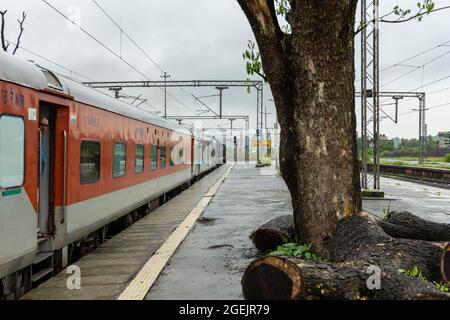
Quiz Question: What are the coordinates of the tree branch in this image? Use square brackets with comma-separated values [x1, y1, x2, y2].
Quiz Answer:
[381, 6, 450, 24]
[1, 10, 9, 52]
[12, 11, 26, 55]
[355, 5, 450, 36]
[236, 0, 286, 84]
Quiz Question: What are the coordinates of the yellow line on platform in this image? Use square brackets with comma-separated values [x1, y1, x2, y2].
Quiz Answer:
[117, 164, 234, 300]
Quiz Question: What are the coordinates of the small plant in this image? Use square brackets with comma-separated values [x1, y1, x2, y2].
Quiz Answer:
[381, 201, 392, 221]
[400, 267, 450, 292]
[269, 242, 323, 261]
[399, 266, 427, 281]
[433, 281, 450, 292]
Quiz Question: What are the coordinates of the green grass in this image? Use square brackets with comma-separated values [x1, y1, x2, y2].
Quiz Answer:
[380, 159, 450, 170]
[399, 266, 450, 292]
[445, 154, 450, 163]
[382, 156, 446, 163]
[434, 282, 450, 292]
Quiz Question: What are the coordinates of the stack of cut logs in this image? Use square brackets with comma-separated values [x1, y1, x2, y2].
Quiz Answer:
[243, 211, 450, 300]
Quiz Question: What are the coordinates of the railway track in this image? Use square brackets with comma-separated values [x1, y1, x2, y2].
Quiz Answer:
[368, 163, 450, 186]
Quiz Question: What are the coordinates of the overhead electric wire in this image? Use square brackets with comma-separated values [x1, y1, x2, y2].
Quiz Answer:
[356, 39, 450, 84]
[41, 0, 151, 81]
[380, 50, 450, 88]
[90, 0, 165, 73]
[41, 0, 206, 119]
[380, 40, 450, 73]
[90, 0, 223, 124]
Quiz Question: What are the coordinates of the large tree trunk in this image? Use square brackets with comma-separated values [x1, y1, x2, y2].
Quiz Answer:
[237, 0, 361, 257]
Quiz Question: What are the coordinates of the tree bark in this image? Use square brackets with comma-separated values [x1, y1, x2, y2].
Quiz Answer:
[379, 211, 450, 242]
[330, 214, 447, 282]
[250, 215, 296, 252]
[242, 256, 450, 300]
[442, 243, 450, 283]
[237, 0, 362, 257]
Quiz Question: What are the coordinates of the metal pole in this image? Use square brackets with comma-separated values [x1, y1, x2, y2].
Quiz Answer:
[373, 0, 380, 190]
[215, 86, 229, 119]
[256, 91, 260, 164]
[256, 85, 264, 164]
[423, 95, 427, 163]
[161, 72, 170, 118]
[245, 118, 250, 163]
[275, 115, 279, 172]
[220, 91, 222, 119]
[360, 0, 368, 190]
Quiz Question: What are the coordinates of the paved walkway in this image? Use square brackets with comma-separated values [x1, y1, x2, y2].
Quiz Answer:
[22, 165, 230, 300]
[146, 164, 292, 300]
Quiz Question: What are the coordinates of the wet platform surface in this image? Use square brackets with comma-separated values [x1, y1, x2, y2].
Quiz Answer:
[364, 177, 450, 223]
[146, 164, 450, 300]
[22, 165, 230, 300]
[146, 164, 292, 300]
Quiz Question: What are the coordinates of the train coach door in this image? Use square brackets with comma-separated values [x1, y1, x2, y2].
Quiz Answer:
[37, 105, 56, 237]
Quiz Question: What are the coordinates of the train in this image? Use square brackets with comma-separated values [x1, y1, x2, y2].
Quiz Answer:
[0, 51, 225, 299]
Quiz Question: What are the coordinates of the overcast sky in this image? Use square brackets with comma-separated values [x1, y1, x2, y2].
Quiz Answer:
[2, 0, 450, 139]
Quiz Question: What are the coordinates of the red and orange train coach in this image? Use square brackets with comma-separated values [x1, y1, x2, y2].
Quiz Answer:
[0, 51, 224, 299]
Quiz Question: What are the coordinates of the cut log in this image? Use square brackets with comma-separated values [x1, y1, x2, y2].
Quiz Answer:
[243, 213, 450, 300]
[241, 256, 450, 300]
[250, 215, 295, 252]
[380, 211, 450, 242]
[330, 214, 447, 282]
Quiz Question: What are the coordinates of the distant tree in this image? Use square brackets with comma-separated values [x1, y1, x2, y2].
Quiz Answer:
[0, 10, 26, 55]
[380, 140, 395, 153]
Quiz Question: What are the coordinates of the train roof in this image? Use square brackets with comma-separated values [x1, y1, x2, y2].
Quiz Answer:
[0, 51, 191, 136]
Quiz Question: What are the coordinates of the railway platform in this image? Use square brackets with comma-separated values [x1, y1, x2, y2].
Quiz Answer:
[145, 165, 450, 300]
[21, 163, 450, 300]
[22, 164, 232, 300]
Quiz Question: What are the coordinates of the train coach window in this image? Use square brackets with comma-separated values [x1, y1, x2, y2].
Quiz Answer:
[170, 147, 174, 167]
[150, 144, 158, 170]
[135, 144, 144, 174]
[0, 116, 24, 188]
[113, 143, 127, 178]
[160, 146, 167, 169]
[80, 141, 100, 184]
